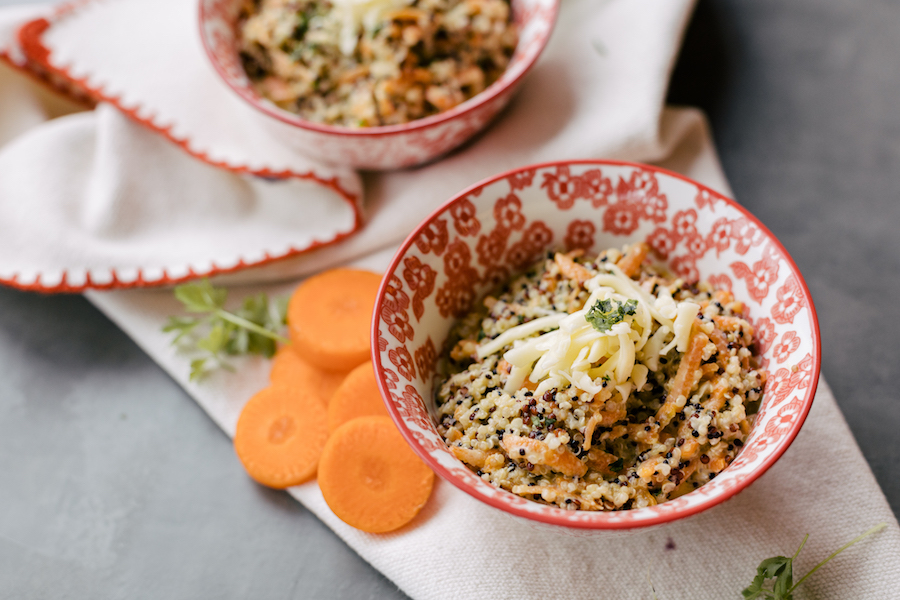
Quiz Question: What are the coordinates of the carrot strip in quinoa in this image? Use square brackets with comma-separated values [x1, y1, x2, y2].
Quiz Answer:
[502, 434, 587, 477]
[318, 416, 434, 533]
[713, 315, 751, 334]
[616, 242, 650, 278]
[554, 252, 592, 285]
[450, 446, 503, 469]
[703, 376, 732, 413]
[706, 323, 731, 358]
[700, 362, 720, 379]
[656, 327, 710, 426]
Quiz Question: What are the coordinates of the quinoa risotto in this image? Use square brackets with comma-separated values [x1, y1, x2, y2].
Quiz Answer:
[435, 243, 766, 511]
[238, 0, 518, 126]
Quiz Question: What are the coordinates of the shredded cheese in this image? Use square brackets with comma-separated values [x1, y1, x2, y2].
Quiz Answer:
[475, 258, 704, 400]
[331, 0, 414, 55]
[476, 313, 565, 359]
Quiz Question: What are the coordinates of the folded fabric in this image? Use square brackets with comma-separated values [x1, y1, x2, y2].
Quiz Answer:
[1, 0, 696, 291]
[86, 251, 900, 600]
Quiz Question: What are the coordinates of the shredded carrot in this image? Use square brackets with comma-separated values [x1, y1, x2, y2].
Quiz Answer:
[450, 446, 502, 469]
[234, 384, 329, 489]
[270, 346, 348, 407]
[501, 434, 586, 477]
[318, 416, 434, 533]
[554, 252, 592, 285]
[616, 242, 649, 278]
[656, 327, 710, 426]
[287, 268, 382, 371]
[327, 360, 390, 433]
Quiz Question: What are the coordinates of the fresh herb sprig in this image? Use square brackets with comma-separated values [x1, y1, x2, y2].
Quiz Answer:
[648, 523, 887, 598]
[163, 279, 290, 380]
[585, 298, 638, 333]
[742, 523, 887, 599]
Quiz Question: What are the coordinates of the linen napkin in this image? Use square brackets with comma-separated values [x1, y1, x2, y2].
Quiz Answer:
[0, 3, 362, 291]
[85, 250, 900, 600]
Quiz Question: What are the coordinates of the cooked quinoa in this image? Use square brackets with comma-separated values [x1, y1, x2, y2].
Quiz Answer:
[238, 0, 517, 126]
[435, 243, 766, 511]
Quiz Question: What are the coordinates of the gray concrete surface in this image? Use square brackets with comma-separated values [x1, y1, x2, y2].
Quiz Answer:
[2, 0, 900, 598]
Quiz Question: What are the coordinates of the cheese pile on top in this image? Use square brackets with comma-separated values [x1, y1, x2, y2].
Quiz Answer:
[476, 263, 701, 401]
[329, 0, 415, 55]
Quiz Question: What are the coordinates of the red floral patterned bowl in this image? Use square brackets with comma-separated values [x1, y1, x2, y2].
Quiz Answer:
[198, 0, 558, 170]
[372, 160, 821, 532]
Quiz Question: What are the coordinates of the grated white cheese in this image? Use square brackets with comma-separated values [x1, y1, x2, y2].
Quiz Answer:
[331, 0, 414, 55]
[478, 260, 708, 400]
[661, 301, 701, 355]
[477, 313, 566, 359]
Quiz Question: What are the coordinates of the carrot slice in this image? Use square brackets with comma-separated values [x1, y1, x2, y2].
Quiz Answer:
[270, 345, 349, 407]
[287, 268, 382, 372]
[327, 360, 389, 433]
[234, 384, 329, 489]
[318, 416, 434, 533]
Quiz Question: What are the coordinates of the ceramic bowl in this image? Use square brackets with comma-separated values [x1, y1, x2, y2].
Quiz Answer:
[371, 159, 821, 533]
[198, 0, 558, 170]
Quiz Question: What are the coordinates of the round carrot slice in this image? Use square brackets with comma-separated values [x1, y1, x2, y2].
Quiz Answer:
[287, 268, 381, 372]
[234, 384, 329, 489]
[318, 416, 434, 533]
[270, 345, 348, 407]
[327, 360, 389, 433]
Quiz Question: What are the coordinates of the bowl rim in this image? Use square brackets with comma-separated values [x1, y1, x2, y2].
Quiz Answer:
[371, 158, 822, 530]
[197, 0, 561, 138]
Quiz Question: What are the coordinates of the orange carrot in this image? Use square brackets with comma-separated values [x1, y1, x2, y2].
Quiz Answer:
[327, 360, 390, 433]
[656, 327, 710, 426]
[233, 384, 329, 489]
[287, 268, 382, 372]
[270, 345, 348, 407]
[617, 242, 649, 278]
[318, 416, 434, 533]
[554, 252, 592, 285]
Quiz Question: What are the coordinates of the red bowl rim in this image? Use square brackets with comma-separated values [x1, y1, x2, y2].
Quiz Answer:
[371, 158, 822, 530]
[198, 0, 560, 138]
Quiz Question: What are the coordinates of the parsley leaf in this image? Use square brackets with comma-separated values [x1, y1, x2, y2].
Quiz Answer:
[743, 556, 792, 599]
[741, 523, 886, 600]
[585, 298, 638, 333]
[164, 280, 289, 381]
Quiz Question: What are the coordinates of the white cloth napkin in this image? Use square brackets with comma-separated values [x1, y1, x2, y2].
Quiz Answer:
[0, 3, 361, 290]
[2, 1, 898, 598]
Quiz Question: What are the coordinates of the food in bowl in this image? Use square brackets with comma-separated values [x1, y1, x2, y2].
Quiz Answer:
[237, 0, 518, 127]
[435, 242, 766, 511]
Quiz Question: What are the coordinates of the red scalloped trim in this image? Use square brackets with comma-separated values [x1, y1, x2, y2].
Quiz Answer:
[0, 246, 345, 294]
[6, 5, 364, 294]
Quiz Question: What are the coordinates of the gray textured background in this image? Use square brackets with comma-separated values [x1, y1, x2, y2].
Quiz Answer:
[1, 0, 899, 598]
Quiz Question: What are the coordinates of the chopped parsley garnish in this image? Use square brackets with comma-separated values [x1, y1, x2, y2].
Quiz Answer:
[585, 298, 638, 333]
[163, 279, 289, 381]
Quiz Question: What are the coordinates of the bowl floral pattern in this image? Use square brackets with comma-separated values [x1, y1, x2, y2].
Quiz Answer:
[372, 160, 820, 531]
[199, 0, 559, 169]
